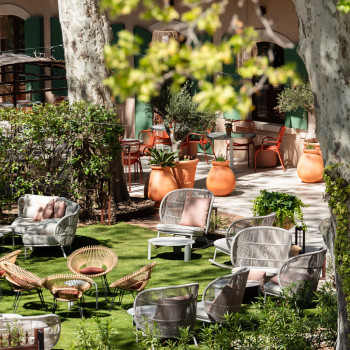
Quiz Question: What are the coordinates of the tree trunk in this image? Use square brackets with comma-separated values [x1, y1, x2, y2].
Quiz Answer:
[58, 0, 114, 107]
[293, 1, 350, 348]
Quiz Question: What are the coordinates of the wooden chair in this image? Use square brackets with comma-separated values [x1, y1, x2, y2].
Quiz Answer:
[0, 250, 21, 298]
[196, 268, 249, 323]
[41, 274, 94, 318]
[0, 261, 46, 313]
[109, 261, 157, 310]
[226, 120, 255, 166]
[255, 125, 287, 172]
[122, 140, 143, 191]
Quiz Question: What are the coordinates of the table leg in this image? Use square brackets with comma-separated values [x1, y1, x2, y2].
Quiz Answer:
[184, 244, 191, 262]
[229, 139, 234, 169]
[94, 281, 99, 309]
[148, 242, 152, 260]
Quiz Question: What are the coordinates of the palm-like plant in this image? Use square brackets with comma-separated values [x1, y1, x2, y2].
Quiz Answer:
[148, 148, 178, 167]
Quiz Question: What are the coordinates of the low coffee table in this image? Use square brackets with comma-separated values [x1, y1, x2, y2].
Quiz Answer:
[0, 225, 12, 251]
[148, 237, 195, 262]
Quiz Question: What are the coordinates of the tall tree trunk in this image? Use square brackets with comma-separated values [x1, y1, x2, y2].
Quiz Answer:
[293, 1, 350, 348]
[58, 0, 114, 107]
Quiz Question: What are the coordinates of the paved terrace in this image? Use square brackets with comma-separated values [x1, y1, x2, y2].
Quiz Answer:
[129, 154, 329, 252]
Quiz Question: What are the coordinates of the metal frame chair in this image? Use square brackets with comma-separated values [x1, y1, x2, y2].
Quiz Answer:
[209, 213, 276, 268]
[264, 247, 327, 301]
[0, 249, 21, 298]
[196, 267, 249, 323]
[122, 140, 143, 191]
[0, 261, 46, 313]
[138, 129, 155, 156]
[109, 261, 157, 311]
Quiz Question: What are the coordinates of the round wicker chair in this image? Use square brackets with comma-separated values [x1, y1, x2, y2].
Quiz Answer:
[0, 261, 46, 313]
[0, 249, 21, 298]
[109, 261, 157, 311]
[41, 274, 94, 318]
[67, 245, 118, 302]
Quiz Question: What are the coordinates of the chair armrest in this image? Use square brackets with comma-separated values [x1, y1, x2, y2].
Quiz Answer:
[18, 196, 25, 217]
[54, 212, 79, 246]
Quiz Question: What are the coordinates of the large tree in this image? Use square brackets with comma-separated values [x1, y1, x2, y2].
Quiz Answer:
[101, 0, 350, 347]
[58, 0, 129, 202]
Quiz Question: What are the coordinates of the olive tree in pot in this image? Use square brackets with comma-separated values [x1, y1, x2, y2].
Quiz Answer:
[148, 82, 217, 188]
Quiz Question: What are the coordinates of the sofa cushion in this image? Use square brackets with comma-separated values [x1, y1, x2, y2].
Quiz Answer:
[22, 234, 59, 246]
[42, 199, 55, 220]
[156, 224, 204, 235]
[154, 294, 192, 321]
[35, 219, 60, 236]
[33, 204, 46, 221]
[23, 195, 58, 218]
[248, 270, 267, 294]
[11, 217, 40, 235]
[54, 199, 66, 219]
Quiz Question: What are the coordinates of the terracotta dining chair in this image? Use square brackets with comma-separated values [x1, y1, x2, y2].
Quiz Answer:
[138, 129, 155, 156]
[122, 140, 143, 191]
[254, 125, 287, 172]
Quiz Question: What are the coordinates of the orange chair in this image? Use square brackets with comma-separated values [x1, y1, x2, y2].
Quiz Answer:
[122, 140, 143, 191]
[138, 129, 155, 156]
[226, 120, 255, 167]
[254, 125, 287, 172]
[182, 131, 216, 164]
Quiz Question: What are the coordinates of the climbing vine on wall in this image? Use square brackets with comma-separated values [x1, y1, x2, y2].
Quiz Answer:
[324, 164, 350, 320]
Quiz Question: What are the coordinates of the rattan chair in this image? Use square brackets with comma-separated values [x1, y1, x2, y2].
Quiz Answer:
[0, 249, 21, 298]
[264, 247, 327, 301]
[109, 262, 157, 311]
[0, 313, 61, 350]
[156, 189, 215, 243]
[41, 274, 94, 318]
[196, 267, 249, 323]
[133, 283, 199, 340]
[209, 213, 276, 268]
[67, 245, 118, 302]
[0, 261, 46, 313]
[232, 226, 292, 275]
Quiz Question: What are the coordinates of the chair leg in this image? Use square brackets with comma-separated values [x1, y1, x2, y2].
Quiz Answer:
[208, 139, 216, 160]
[109, 288, 118, 312]
[275, 150, 286, 172]
[52, 298, 58, 313]
[13, 291, 22, 313]
[37, 288, 47, 311]
[254, 150, 259, 172]
[61, 246, 67, 258]
[101, 275, 110, 299]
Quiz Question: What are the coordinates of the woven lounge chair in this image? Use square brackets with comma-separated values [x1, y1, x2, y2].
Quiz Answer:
[109, 261, 157, 311]
[264, 247, 327, 301]
[209, 213, 276, 267]
[156, 189, 215, 243]
[0, 249, 21, 298]
[41, 274, 94, 318]
[133, 283, 199, 341]
[67, 245, 118, 302]
[196, 267, 249, 323]
[0, 261, 46, 313]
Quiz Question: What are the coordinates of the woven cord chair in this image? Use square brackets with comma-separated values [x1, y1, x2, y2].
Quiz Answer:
[264, 247, 327, 301]
[41, 274, 94, 318]
[0, 250, 21, 298]
[67, 245, 118, 306]
[156, 189, 215, 245]
[0, 261, 46, 313]
[133, 283, 199, 343]
[196, 267, 249, 323]
[109, 262, 157, 311]
[209, 213, 276, 268]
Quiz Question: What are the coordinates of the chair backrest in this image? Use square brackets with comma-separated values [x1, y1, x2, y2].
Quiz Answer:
[134, 283, 199, 338]
[227, 212, 276, 252]
[276, 125, 287, 147]
[0, 250, 21, 265]
[278, 247, 327, 296]
[233, 120, 254, 133]
[0, 314, 61, 350]
[232, 226, 291, 270]
[138, 129, 155, 147]
[202, 267, 249, 322]
[159, 189, 215, 234]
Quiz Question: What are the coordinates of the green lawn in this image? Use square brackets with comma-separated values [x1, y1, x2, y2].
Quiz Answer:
[0, 223, 250, 349]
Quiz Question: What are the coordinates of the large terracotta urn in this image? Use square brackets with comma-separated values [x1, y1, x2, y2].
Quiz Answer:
[172, 158, 199, 188]
[206, 160, 236, 196]
[148, 166, 178, 206]
[297, 148, 324, 183]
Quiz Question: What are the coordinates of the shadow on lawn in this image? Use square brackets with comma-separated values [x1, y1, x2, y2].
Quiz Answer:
[151, 251, 202, 261]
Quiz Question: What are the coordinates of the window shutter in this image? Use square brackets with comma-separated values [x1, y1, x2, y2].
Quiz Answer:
[24, 16, 44, 102]
[50, 17, 67, 97]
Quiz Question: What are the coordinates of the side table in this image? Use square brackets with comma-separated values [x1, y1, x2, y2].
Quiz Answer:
[0, 225, 12, 251]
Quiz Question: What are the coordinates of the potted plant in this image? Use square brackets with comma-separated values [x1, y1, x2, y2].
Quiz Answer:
[252, 190, 308, 230]
[147, 148, 178, 206]
[206, 153, 236, 196]
[148, 82, 217, 188]
[224, 120, 233, 136]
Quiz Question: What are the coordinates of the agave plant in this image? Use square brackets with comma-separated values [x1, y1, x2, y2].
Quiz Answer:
[148, 148, 179, 167]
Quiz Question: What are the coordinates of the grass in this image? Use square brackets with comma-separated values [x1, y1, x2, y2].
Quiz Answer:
[0, 222, 247, 349]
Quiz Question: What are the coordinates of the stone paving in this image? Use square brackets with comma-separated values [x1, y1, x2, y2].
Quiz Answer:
[129, 154, 329, 252]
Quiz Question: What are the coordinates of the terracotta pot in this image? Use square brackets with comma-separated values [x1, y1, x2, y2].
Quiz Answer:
[147, 166, 178, 206]
[172, 158, 199, 188]
[297, 149, 324, 183]
[225, 126, 232, 137]
[206, 160, 236, 196]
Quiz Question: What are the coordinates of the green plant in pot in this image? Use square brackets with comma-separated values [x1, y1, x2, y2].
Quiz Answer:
[252, 190, 308, 230]
[148, 148, 178, 167]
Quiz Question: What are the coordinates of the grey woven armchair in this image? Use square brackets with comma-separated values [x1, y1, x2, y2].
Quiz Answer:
[196, 267, 249, 323]
[156, 189, 215, 242]
[232, 226, 292, 275]
[264, 247, 327, 301]
[133, 283, 199, 340]
[209, 212, 276, 267]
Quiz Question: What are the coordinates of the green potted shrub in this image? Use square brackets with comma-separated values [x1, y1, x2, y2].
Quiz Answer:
[252, 190, 308, 230]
